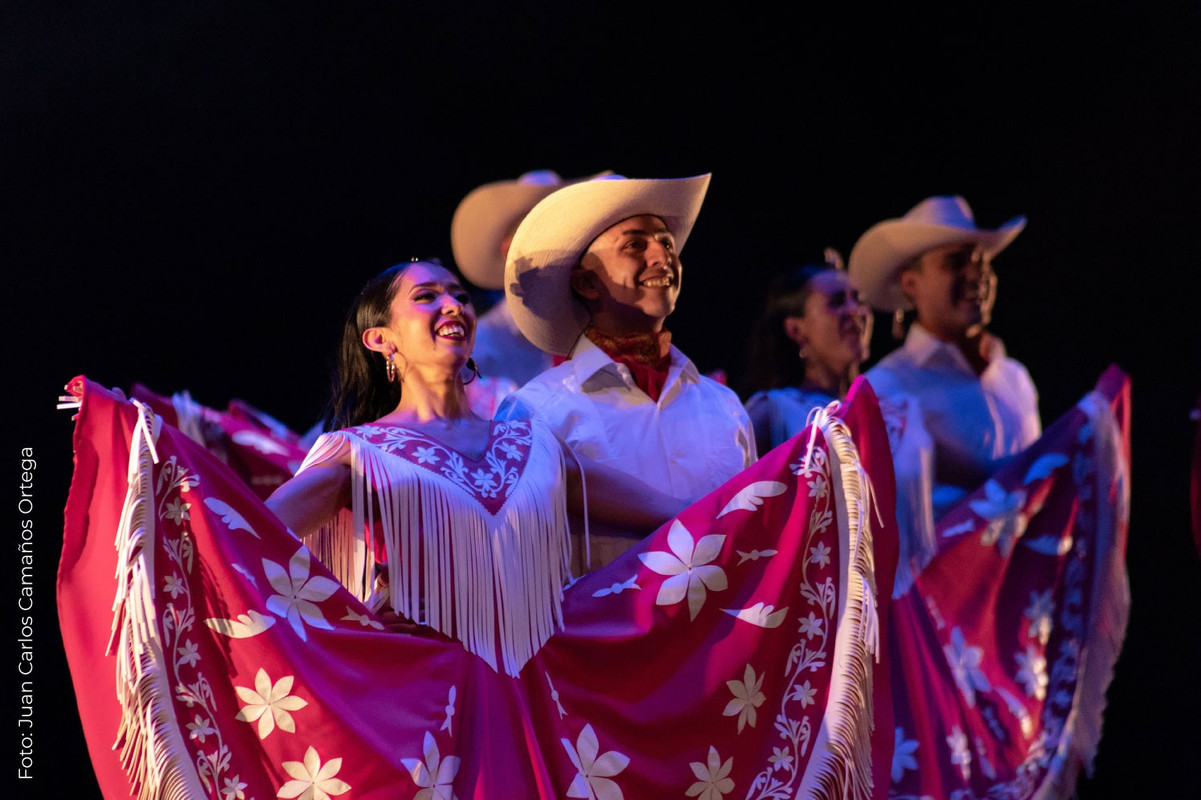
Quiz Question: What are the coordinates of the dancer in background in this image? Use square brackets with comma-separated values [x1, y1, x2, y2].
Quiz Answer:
[498, 173, 756, 570]
[450, 170, 609, 417]
[847, 196, 1129, 799]
[741, 248, 873, 456]
[850, 195, 1038, 518]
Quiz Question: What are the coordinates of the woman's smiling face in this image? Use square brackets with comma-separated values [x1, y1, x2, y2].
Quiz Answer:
[378, 261, 476, 375]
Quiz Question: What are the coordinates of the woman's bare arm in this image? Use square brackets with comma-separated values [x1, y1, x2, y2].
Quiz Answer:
[265, 461, 352, 538]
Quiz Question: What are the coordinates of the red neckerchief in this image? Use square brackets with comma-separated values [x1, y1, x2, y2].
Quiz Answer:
[584, 325, 673, 401]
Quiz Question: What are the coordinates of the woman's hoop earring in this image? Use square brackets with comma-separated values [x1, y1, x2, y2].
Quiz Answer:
[892, 309, 906, 340]
[463, 357, 481, 385]
[385, 353, 397, 383]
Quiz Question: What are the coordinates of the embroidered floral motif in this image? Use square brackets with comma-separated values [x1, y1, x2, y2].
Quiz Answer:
[892, 727, 919, 783]
[686, 746, 735, 799]
[723, 664, 766, 732]
[1023, 589, 1054, 644]
[946, 726, 972, 782]
[562, 724, 629, 800]
[640, 521, 728, 620]
[944, 627, 991, 707]
[235, 668, 309, 739]
[746, 435, 837, 799]
[1014, 644, 1048, 700]
[401, 731, 460, 800]
[277, 746, 351, 800]
[154, 456, 240, 795]
[352, 421, 533, 512]
[264, 548, 340, 640]
[808, 542, 831, 568]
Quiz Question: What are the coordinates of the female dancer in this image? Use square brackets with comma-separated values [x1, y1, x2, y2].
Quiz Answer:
[266, 259, 683, 659]
[741, 251, 873, 457]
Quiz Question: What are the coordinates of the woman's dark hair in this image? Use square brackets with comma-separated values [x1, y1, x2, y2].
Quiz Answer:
[322, 261, 418, 430]
[739, 260, 838, 399]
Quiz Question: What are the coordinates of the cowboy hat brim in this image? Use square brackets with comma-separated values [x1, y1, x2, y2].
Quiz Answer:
[504, 174, 711, 356]
[451, 178, 569, 290]
[848, 215, 1026, 312]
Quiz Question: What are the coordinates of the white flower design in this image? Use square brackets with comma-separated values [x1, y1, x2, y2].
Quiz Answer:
[186, 713, 216, 743]
[792, 680, 817, 708]
[1024, 589, 1055, 644]
[946, 726, 971, 781]
[1014, 644, 1048, 700]
[177, 639, 200, 667]
[685, 746, 734, 799]
[234, 668, 308, 739]
[401, 731, 460, 800]
[892, 727, 919, 783]
[767, 746, 792, 772]
[561, 723, 628, 800]
[969, 480, 1028, 555]
[413, 446, 440, 465]
[221, 774, 248, 800]
[808, 542, 831, 568]
[165, 497, 191, 524]
[797, 611, 823, 639]
[469, 468, 498, 493]
[277, 746, 350, 800]
[723, 664, 765, 732]
[943, 627, 991, 706]
[498, 442, 522, 461]
[264, 548, 340, 640]
[639, 520, 727, 620]
[163, 573, 187, 598]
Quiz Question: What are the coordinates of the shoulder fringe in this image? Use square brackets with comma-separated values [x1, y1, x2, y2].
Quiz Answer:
[800, 403, 880, 800]
[303, 426, 572, 677]
[108, 399, 209, 800]
[1032, 391, 1131, 800]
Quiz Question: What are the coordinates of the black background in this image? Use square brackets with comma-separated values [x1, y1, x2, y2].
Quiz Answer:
[5, 3, 1199, 797]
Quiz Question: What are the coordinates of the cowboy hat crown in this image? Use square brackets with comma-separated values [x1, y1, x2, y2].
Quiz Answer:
[848, 195, 1026, 313]
[503, 173, 711, 356]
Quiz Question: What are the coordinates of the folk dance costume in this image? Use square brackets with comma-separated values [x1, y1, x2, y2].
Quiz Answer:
[58, 374, 891, 800]
[741, 366, 1131, 799]
[498, 331, 756, 572]
[746, 386, 933, 599]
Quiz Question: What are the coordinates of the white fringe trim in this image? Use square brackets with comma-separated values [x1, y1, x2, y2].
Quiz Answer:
[1032, 391, 1131, 799]
[800, 403, 879, 800]
[300, 425, 573, 677]
[169, 390, 206, 445]
[106, 398, 209, 800]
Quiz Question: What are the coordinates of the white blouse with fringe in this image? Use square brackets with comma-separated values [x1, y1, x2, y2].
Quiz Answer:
[296, 417, 572, 677]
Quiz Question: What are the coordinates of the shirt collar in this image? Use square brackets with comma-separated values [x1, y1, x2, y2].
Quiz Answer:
[903, 322, 1007, 376]
[568, 336, 698, 390]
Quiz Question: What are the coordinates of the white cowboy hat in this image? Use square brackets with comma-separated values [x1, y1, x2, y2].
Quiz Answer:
[847, 195, 1026, 312]
[450, 170, 611, 290]
[504, 173, 711, 356]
